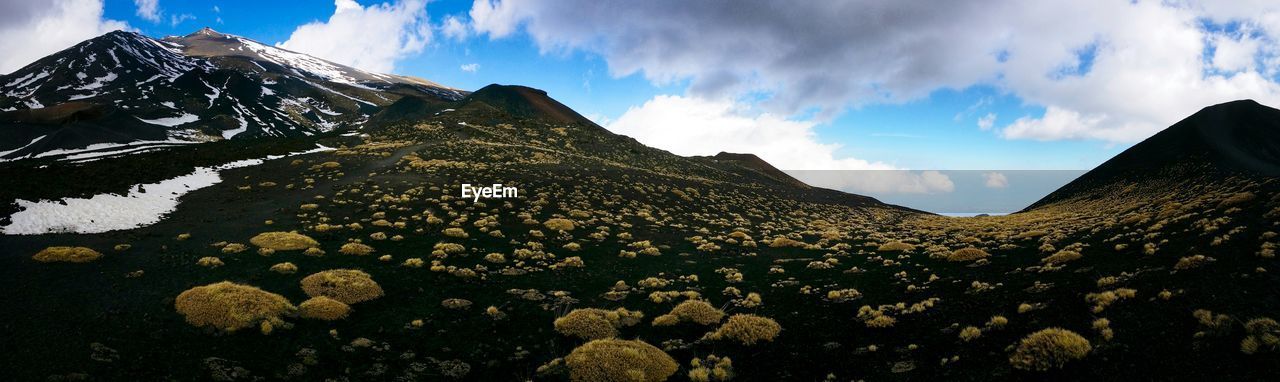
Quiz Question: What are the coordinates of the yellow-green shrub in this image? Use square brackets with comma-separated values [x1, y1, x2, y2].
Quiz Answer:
[1041, 250, 1082, 265]
[250, 232, 319, 250]
[299, 296, 351, 321]
[554, 308, 644, 340]
[300, 269, 384, 304]
[339, 243, 375, 256]
[33, 246, 102, 263]
[564, 339, 677, 382]
[652, 300, 724, 326]
[948, 247, 990, 262]
[1241, 317, 1279, 355]
[269, 262, 298, 274]
[544, 218, 576, 231]
[1008, 328, 1091, 371]
[877, 241, 916, 252]
[197, 257, 224, 268]
[687, 354, 733, 382]
[704, 314, 781, 345]
[174, 281, 294, 332]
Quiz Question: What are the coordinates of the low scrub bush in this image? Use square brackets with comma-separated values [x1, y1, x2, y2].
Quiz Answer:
[947, 247, 990, 262]
[300, 269, 384, 304]
[704, 314, 781, 345]
[174, 282, 294, 333]
[652, 300, 724, 326]
[1008, 328, 1091, 371]
[554, 308, 644, 340]
[564, 339, 677, 382]
[299, 296, 351, 321]
[33, 246, 102, 263]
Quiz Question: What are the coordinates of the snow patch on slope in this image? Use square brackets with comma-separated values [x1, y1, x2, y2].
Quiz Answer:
[138, 112, 199, 126]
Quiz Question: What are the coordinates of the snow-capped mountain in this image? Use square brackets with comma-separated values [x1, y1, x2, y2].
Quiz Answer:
[0, 27, 464, 162]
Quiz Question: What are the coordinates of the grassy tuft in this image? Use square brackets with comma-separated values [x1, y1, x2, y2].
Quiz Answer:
[174, 281, 295, 333]
[300, 269, 384, 304]
[554, 308, 644, 340]
[298, 296, 351, 321]
[652, 300, 725, 326]
[250, 232, 320, 251]
[564, 339, 677, 382]
[947, 247, 990, 262]
[704, 314, 781, 345]
[33, 246, 102, 263]
[1008, 328, 1091, 371]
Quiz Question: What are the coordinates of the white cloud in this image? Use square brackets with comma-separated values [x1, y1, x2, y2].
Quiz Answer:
[440, 15, 468, 40]
[1001, 106, 1118, 141]
[977, 113, 996, 130]
[469, 0, 521, 38]
[1212, 33, 1260, 73]
[277, 0, 432, 73]
[0, 0, 129, 74]
[170, 13, 194, 27]
[460, 63, 479, 72]
[134, 0, 160, 22]
[605, 95, 953, 194]
[467, 0, 1280, 143]
[984, 172, 1009, 188]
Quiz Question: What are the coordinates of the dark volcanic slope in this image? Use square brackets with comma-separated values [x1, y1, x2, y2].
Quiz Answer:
[1028, 99, 1280, 209]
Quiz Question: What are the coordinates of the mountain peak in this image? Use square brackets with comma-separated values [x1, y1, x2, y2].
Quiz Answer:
[460, 84, 591, 124]
[190, 27, 225, 38]
[708, 152, 809, 188]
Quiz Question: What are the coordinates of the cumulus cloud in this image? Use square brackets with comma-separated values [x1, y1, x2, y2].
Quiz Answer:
[134, 0, 160, 22]
[460, 63, 479, 72]
[468, 0, 1280, 143]
[1211, 33, 1261, 73]
[0, 0, 129, 74]
[1001, 106, 1111, 141]
[606, 95, 953, 194]
[440, 15, 468, 40]
[977, 113, 997, 131]
[984, 172, 1009, 188]
[278, 0, 432, 73]
[170, 13, 195, 27]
